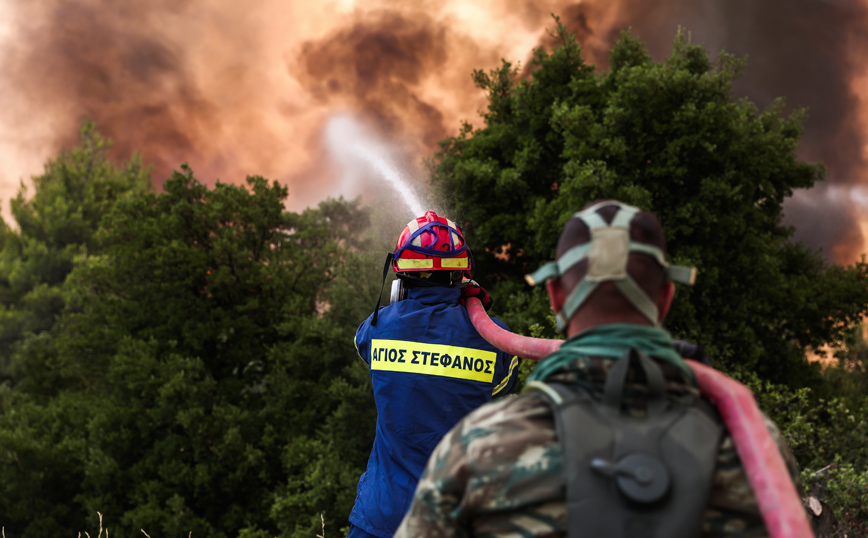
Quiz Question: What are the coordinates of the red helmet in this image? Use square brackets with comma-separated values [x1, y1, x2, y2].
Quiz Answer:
[392, 211, 471, 273]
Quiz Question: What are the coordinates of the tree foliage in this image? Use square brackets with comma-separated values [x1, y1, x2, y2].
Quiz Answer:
[430, 22, 868, 386]
[732, 355, 868, 536]
[0, 129, 379, 537]
[0, 121, 151, 383]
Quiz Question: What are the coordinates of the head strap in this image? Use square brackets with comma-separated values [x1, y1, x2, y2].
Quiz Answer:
[525, 202, 696, 331]
[393, 220, 468, 260]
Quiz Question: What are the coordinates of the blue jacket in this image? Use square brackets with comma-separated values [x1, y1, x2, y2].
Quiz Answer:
[349, 285, 519, 537]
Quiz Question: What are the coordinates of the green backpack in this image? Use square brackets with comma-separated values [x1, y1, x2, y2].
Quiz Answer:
[528, 347, 724, 538]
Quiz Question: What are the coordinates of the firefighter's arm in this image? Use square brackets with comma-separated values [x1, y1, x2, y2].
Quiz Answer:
[492, 354, 520, 398]
[394, 424, 471, 538]
[354, 319, 372, 365]
[489, 316, 520, 398]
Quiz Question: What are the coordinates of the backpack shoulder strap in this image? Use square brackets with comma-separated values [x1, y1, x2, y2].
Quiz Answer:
[527, 378, 614, 538]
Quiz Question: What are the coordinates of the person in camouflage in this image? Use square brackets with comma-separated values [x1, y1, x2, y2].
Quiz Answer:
[394, 201, 799, 538]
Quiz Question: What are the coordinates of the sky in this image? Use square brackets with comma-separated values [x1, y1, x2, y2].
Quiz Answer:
[0, 0, 866, 263]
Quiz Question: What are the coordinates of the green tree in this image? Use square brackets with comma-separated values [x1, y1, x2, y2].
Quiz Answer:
[0, 120, 151, 386]
[430, 22, 868, 386]
[0, 387, 90, 536]
[0, 166, 380, 537]
[0, 121, 151, 535]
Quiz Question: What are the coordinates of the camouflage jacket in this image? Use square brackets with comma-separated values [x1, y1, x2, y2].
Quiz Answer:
[394, 355, 799, 538]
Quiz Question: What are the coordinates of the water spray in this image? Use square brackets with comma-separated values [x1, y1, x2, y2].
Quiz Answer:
[324, 114, 425, 217]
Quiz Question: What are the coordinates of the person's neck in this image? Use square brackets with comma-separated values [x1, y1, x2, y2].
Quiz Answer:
[565, 310, 654, 338]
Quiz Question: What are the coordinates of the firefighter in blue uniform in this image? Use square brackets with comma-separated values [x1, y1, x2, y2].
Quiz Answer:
[347, 211, 519, 538]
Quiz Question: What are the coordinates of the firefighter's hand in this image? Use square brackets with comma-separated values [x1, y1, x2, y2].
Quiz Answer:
[460, 280, 492, 312]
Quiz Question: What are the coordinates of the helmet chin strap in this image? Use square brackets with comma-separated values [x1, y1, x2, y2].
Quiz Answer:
[526, 202, 697, 332]
[371, 253, 394, 327]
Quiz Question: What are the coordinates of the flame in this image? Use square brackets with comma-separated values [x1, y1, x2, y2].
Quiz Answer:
[0, 0, 866, 262]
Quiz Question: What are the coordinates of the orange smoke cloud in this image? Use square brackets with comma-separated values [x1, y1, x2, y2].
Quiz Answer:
[0, 0, 866, 261]
[0, 0, 328, 202]
[0, 0, 540, 213]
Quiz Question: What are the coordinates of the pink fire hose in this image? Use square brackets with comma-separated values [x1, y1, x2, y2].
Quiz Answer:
[465, 297, 813, 538]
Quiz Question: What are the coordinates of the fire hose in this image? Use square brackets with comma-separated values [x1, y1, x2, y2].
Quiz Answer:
[464, 296, 813, 538]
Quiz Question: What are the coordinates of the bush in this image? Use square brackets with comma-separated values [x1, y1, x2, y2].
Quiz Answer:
[730, 360, 868, 536]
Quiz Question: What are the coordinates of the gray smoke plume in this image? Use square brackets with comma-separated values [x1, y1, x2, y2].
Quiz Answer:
[552, 0, 868, 262]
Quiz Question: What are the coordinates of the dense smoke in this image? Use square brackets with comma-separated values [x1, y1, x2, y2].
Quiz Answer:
[295, 11, 451, 149]
[0, 0, 865, 261]
[5, 2, 230, 182]
[285, 6, 500, 210]
[550, 0, 868, 261]
[0, 0, 321, 198]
